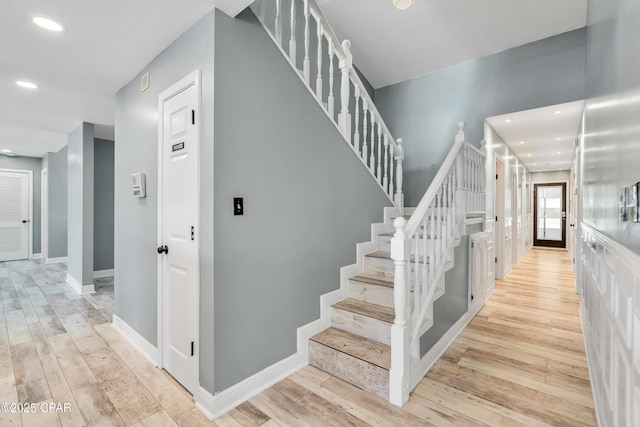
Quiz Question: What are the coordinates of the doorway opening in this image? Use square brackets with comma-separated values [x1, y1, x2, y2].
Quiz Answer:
[533, 182, 567, 248]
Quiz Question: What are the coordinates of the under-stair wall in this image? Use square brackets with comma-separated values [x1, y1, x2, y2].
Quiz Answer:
[213, 8, 392, 393]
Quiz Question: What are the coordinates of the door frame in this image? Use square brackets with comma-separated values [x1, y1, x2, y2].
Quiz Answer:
[511, 167, 519, 263]
[494, 155, 506, 279]
[156, 70, 202, 391]
[532, 181, 568, 248]
[41, 168, 48, 260]
[0, 168, 33, 260]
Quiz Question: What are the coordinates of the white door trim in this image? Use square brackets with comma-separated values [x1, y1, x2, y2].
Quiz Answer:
[41, 168, 48, 260]
[0, 168, 33, 260]
[494, 155, 506, 279]
[157, 69, 202, 393]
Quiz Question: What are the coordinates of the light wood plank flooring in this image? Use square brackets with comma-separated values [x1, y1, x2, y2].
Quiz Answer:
[0, 248, 596, 426]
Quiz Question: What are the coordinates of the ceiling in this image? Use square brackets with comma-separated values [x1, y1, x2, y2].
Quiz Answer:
[315, 0, 588, 89]
[1, 0, 587, 159]
[486, 100, 585, 173]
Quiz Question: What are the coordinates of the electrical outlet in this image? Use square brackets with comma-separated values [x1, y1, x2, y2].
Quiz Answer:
[234, 197, 243, 215]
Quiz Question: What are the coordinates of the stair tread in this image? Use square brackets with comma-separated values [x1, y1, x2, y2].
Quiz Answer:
[332, 298, 395, 323]
[366, 250, 392, 259]
[350, 272, 394, 287]
[310, 327, 390, 370]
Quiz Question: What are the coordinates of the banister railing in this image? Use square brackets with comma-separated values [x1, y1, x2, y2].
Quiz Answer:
[251, 0, 404, 208]
[389, 122, 486, 406]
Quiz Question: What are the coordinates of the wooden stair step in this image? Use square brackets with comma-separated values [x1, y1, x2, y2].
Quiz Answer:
[350, 272, 394, 288]
[332, 298, 394, 324]
[310, 328, 390, 370]
[366, 251, 429, 264]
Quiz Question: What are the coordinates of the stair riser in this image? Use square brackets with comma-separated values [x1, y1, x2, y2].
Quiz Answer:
[330, 307, 391, 345]
[308, 341, 389, 400]
[377, 237, 440, 253]
[364, 256, 428, 276]
[348, 281, 394, 308]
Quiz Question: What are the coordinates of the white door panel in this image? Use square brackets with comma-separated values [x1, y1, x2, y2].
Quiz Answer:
[0, 171, 29, 261]
[160, 78, 199, 394]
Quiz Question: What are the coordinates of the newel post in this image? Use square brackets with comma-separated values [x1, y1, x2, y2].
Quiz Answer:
[394, 138, 405, 215]
[454, 122, 466, 230]
[338, 40, 353, 139]
[389, 217, 410, 406]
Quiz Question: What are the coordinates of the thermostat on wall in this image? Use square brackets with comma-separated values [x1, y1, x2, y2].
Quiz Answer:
[132, 172, 146, 198]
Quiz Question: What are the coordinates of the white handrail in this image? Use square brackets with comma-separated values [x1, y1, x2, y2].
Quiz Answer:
[251, 0, 403, 208]
[389, 122, 486, 406]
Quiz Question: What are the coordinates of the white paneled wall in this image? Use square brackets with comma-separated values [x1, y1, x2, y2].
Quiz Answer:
[580, 224, 640, 427]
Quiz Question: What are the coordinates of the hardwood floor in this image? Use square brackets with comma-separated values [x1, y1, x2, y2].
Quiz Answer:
[0, 248, 596, 426]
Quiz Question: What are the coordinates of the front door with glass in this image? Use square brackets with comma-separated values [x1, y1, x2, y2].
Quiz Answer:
[533, 183, 566, 248]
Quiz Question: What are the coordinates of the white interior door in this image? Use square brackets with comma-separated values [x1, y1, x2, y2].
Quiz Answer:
[159, 74, 199, 394]
[41, 169, 48, 260]
[0, 171, 30, 261]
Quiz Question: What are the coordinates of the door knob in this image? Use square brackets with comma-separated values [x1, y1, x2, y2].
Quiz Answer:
[22, 220, 28, 223]
[157, 245, 169, 254]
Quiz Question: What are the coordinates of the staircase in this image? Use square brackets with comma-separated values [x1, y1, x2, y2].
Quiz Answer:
[248, 0, 487, 406]
[308, 123, 486, 403]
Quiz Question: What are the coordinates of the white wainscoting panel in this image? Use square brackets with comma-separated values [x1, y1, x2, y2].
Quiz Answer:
[579, 223, 640, 427]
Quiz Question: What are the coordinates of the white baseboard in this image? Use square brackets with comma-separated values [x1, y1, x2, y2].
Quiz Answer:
[46, 256, 68, 264]
[31, 253, 42, 259]
[197, 351, 307, 420]
[94, 269, 114, 279]
[410, 306, 479, 391]
[111, 315, 158, 366]
[66, 274, 95, 295]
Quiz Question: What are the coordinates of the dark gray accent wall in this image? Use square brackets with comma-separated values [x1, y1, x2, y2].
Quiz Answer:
[583, 0, 640, 255]
[375, 29, 586, 205]
[0, 155, 42, 254]
[213, 9, 391, 392]
[68, 123, 94, 285]
[94, 139, 114, 271]
[114, 9, 215, 385]
[46, 147, 68, 258]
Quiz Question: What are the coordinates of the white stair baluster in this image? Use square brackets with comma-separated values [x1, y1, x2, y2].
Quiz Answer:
[377, 122, 383, 183]
[289, 0, 297, 65]
[383, 134, 389, 192]
[429, 202, 435, 281]
[369, 112, 376, 171]
[275, 0, 282, 44]
[327, 39, 335, 118]
[303, 0, 310, 83]
[258, 0, 265, 22]
[338, 40, 352, 138]
[316, 21, 323, 100]
[389, 144, 395, 197]
[394, 138, 404, 212]
[353, 86, 361, 153]
[362, 100, 369, 162]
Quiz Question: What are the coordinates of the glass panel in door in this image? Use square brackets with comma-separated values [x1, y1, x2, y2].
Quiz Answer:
[537, 185, 562, 241]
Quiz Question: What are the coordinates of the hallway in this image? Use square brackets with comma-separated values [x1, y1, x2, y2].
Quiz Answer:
[0, 249, 596, 426]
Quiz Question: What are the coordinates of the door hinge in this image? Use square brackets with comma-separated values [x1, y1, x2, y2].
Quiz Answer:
[471, 295, 475, 301]
[192, 110, 195, 125]
[496, 174, 498, 180]
[495, 216, 498, 222]
[471, 242, 475, 248]
[495, 257, 498, 263]
[191, 341, 194, 357]
[191, 226, 195, 241]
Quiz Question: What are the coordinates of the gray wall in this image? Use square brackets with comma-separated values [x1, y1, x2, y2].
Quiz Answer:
[213, 9, 391, 392]
[0, 155, 42, 254]
[94, 139, 114, 271]
[114, 8, 215, 386]
[375, 29, 586, 205]
[67, 123, 94, 285]
[582, 0, 640, 254]
[45, 147, 68, 258]
[420, 223, 482, 354]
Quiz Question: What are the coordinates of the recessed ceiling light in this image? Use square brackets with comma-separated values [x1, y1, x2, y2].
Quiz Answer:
[555, 137, 562, 141]
[506, 119, 512, 123]
[527, 154, 532, 157]
[0, 149, 11, 153]
[520, 141, 525, 144]
[16, 81, 38, 89]
[557, 151, 561, 154]
[554, 111, 561, 115]
[533, 163, 537, 166]
[32, 16, 64, 32]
